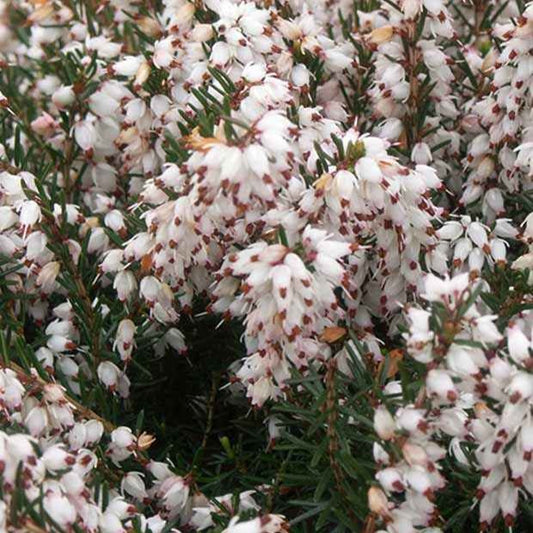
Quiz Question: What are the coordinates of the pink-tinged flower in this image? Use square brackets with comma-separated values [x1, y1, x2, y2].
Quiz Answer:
[36, 261, 60, 293]
[30, 112, 58, 137]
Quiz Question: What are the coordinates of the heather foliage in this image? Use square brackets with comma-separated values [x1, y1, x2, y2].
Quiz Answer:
[0, 0, 532, 531]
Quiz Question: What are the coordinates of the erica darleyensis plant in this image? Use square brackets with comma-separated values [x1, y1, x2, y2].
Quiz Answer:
[0, 0, 531, 531]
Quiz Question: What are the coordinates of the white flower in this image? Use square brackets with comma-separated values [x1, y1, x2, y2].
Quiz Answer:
[42, 445, 74, 472]
[411, 142, 432, 164]
[97, 361, 121, 391]
[113, 270, 137, 301]
[507, 324, 531, 364]
[507, 372, 533, 403]
[52, 85, 75, 109]
[121, 472, 148, 500]
[355, 156, 382, 182]
[114, 319, 136, 361]
[426, 369, 457, 402]
[158, 475, 190, 515]
[24, 405, 48, 436]
[43, 492, 77, 527]
[36, 261, 61, 293]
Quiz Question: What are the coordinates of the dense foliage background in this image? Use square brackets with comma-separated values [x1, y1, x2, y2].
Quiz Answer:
[0, 0, 532, 532]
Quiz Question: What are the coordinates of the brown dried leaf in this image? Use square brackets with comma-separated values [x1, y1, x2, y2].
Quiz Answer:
[313, 173, 332, 190]
[320, 326, 347, 343]
[140, 253, 154, 274]
[184, 127, 224, 152]
[138, 432, 156, 451]
[378, 348, 404, 378]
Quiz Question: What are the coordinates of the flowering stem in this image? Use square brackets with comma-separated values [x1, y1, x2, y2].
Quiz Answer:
[2, 359, 115, 432]
[193, 371, 220, 472]
[325, 359, 361, 526]
[39, 206, 103, 369]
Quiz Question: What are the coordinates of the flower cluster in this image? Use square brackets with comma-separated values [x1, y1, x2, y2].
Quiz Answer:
[464, 4, 533, 207]
[0, 364, 288, 531]
[373, 273, 533, 531]
[0, 365, 169, 531]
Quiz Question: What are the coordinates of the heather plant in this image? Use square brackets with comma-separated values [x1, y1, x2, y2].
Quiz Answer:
[0, 0, 531, 532]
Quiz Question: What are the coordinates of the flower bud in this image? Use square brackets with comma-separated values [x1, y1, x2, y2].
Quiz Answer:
[368, 486, 390, 517]
[68, 423, 87, 450]
[30, 112, 57, 137]
[402, 442, 428, 466]
[374, 406, 396, 440]
[191, 23, 213, 42]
